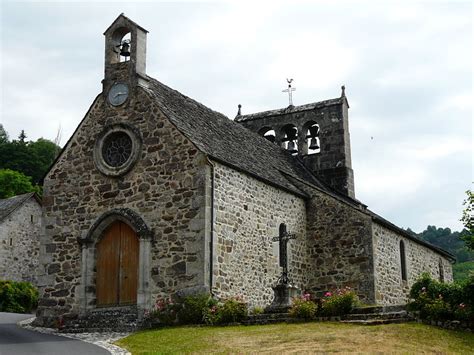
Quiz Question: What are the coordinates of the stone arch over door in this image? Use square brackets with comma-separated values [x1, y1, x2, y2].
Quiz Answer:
[77, 208, 153, 314]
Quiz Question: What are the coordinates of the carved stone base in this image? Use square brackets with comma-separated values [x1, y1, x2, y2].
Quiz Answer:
[265, 284, 300, 313]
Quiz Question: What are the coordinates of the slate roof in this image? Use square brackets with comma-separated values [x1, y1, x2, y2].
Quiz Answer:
[0, 193, 39, 222]
[143, 77, 454, 260]
[145, 78, 330, 197]
[235, 97, 345, 123]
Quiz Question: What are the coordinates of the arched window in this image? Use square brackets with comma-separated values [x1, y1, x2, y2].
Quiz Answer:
[439, 259, 444, 282]
[281, 124, 298, 155]
[109, 27, 132, 64]
[258, 127, 276, 143]
[400, 240, 407, 281]
[304, 121, 321, 155]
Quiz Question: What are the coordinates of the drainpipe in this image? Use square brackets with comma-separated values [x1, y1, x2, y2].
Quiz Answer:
[206, 157, 215, 296]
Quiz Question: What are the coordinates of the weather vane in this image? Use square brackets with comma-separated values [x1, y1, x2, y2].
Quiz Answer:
[282, 78, 296, 106]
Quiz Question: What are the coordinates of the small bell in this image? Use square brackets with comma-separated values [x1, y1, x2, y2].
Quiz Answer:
[309, 125, 319, 137]
[287, 127, 298, 140]
[309, 137, 320, 150]
[287, 140, 297, 154]
[120, 41, 131, 57]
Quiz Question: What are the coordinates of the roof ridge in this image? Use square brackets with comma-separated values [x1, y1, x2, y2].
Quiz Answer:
[0, 192, 36, 222]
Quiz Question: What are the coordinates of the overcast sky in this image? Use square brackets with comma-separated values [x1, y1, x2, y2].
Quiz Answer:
[1, 1, 472, 232]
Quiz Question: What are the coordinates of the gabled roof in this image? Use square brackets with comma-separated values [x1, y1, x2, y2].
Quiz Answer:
[144, 78, 332, 197]
[103, 13, 148, 35]
[235, 97, 345, 123]
[0, 193, 41, 222]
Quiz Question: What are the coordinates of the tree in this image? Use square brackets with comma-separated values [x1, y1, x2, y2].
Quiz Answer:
[0, 137, 60, 185]
[460, 190, 474, 250]
[0, 124, 8, 144]
[0, 169, 40, 199]
[18, 130, 27, 143]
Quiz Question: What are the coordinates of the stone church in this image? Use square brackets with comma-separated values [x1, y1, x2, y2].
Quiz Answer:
[35, 15, 454, 328]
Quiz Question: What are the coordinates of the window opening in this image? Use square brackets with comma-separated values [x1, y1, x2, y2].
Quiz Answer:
[282, 125, 298, 155]
[305, 122, 321, 155]
[400, 240, 407, 281]
[439, 259, 444, 282]
[258, 127, 276, 143]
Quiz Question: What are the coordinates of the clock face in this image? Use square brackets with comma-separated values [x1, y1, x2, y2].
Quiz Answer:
[108, 83, 129, 106]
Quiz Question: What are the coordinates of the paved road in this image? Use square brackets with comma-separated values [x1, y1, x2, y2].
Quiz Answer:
[0, 312, 110, 355]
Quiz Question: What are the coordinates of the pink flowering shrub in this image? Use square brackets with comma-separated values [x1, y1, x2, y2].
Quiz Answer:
[319, 286, 358, 316]
[408, 273, 473, 321]
[146, 294, 248, 326]
[289, 292, 316, 319]
[147, 296, 181, 326]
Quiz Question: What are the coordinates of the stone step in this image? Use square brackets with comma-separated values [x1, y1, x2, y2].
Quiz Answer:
[341, 318, 413, 326]
[345, 311, 408, 321]
[350, 305, 406, 315]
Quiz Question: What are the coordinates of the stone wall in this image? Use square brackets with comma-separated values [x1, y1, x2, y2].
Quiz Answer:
[0, 198, 41, 285]
[303, 186, 375, 303]
[36, 85, 210, 327]
[373, 222, 453, 305]
[212, 162, 309, 307]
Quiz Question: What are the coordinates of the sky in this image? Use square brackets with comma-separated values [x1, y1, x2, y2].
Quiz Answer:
[0, 1, 472, 233]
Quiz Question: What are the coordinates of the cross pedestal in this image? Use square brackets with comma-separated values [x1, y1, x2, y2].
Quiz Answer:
[265, 284, 301, 313]
[265, 224, 300, 313]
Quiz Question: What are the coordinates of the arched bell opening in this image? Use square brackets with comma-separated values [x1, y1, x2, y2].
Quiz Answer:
[110, 27, 132, 64]
[303, 121, 321, 155]
[258, 127, 276, 143]
[281, 124, 298, 155]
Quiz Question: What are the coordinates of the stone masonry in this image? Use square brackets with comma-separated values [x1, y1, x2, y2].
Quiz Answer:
[212, 162, 309, 307]
[373, 223, 453, 305]
[35, 84, 211, 327]
[0, 195, 41, 285]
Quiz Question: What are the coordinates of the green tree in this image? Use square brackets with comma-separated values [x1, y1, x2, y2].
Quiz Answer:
[0, 124, 8, 144]
[460, 190, 474, 250]
[18, 130, 27, 143]
[0, 137, 60, 185]
[0, 169, 40, 199]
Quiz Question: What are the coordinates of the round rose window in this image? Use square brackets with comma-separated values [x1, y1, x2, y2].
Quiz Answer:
[93, 123, 142, 177]
[102, 132, 133, 167]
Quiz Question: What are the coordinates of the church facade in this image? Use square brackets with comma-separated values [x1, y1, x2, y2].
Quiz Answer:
[34, 15, 453, 328]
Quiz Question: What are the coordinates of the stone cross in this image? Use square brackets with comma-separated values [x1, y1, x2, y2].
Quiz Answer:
[272, 224, 296, 285]
[282, 78, 296, 106]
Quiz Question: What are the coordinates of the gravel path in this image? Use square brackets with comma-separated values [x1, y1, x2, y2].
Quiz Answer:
[18, 316, 131, 355]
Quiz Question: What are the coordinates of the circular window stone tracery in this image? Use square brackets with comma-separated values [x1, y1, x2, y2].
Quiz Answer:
[94, 123, 142, 177]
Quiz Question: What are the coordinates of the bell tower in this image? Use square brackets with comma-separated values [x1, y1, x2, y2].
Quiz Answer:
[103, 14, 148, 93]
[236, 87, 355, 198]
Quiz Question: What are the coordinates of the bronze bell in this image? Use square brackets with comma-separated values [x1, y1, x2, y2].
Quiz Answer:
[309, 137, 319, 150]
[287, 140, 297, 154]
[287, 127, 297, 140]
[309, 125, 319, 137]
[120, 41, 131, 57]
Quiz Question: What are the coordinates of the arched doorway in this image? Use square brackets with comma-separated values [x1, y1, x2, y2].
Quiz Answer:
[96, 221, 139, 306]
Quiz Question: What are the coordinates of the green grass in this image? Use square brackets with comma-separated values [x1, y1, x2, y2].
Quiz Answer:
[453, 261, 474, 281]
[116, 322, 474, 354]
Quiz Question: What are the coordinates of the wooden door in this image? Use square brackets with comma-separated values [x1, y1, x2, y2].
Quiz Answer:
[96, 221, 139, 306]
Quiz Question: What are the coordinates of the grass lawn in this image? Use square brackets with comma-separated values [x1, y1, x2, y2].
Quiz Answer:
[116, 322, 474, 354]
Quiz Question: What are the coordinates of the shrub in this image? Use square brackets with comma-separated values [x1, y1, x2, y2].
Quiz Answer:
[250, 306, 264, 315]
[177, 294, 217, 325]
[0, 280, 38, 313]
[289, 293, 316, 319]
[214, 296, 248, 324]
[408, 273, 474, 322]
[146, 297, 181, 326]
[319, 287, 358, 316]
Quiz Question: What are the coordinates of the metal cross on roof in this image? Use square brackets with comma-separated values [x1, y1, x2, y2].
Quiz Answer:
[272, 224, 297, 285]
[282, 78, 296, 106]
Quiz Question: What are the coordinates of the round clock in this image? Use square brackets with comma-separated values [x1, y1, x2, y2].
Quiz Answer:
[108, 83, 129, 106]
